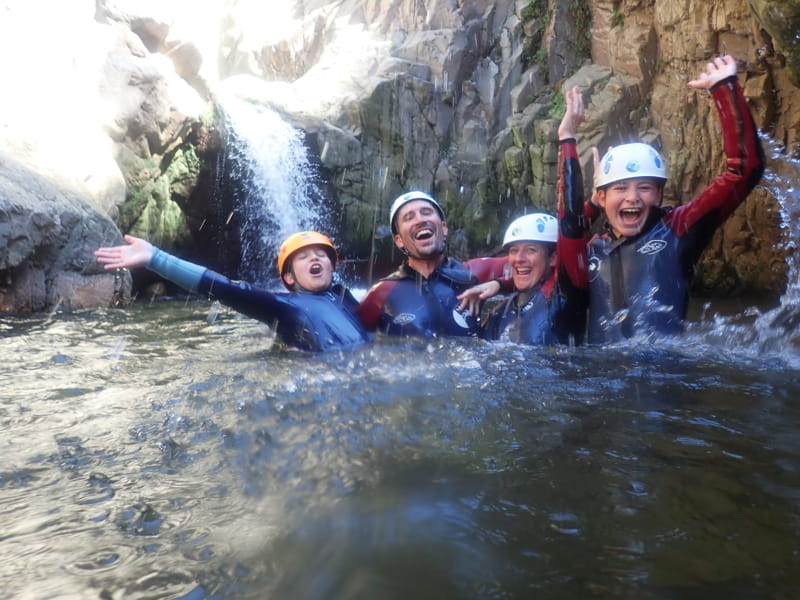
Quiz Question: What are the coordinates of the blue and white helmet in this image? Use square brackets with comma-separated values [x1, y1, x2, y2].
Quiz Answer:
[389, 191, 445, 234]
[502, 213, 558, 249]
[596, 142, 667, 188]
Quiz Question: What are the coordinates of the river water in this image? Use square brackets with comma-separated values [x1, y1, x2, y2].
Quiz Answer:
[2, 296, 800, 599]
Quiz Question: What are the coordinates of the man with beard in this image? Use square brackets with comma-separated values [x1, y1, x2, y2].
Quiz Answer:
[356, 191, 506, 338]
[95, 231, 371, 352]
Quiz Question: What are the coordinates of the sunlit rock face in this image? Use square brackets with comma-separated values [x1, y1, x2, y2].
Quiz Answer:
[0, 0, 209, 311]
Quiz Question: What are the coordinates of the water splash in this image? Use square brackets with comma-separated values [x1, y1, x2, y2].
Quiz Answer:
[217, 96, 328, 287]
[694, 136, 800, 366]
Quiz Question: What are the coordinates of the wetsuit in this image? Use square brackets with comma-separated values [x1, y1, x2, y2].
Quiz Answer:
[482, 137, 589, 345]
[357, 256, 507, 338]
[146, 249, 370, 352]
[587, 75, 765, 343]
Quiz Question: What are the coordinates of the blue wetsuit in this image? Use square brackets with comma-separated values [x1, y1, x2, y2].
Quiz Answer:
[357, 256, 507, 338]
[587, 75, 765, 343]
[481, 137, 589, 345]
[147, 249, 370, 352]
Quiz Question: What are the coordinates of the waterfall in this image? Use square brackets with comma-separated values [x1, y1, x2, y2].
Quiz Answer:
[217, 96, 328, 288]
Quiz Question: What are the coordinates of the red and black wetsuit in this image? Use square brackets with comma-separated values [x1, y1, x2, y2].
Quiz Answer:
[481, 138, 589, 345]
[357, 256, 507, 338]
[147, 250, 371, 352]
[587, 75, 765, 343]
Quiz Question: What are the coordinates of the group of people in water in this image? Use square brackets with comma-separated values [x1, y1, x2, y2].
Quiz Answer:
[95, 55, 765, 353]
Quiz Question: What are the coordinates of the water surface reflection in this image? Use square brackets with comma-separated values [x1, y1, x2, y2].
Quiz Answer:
[2, 301, 799, 599]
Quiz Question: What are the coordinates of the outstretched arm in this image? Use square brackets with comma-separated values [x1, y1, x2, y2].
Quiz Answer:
[94, 235, 154, 270]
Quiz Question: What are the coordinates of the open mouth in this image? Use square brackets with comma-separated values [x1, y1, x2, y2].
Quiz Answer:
[309, 263, 323, 275]
[619, 207, 643, 226]
[414, 227, 434, 241]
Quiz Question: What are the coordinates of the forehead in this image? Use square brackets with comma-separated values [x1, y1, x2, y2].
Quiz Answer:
[397, 199, 438, 219]
[509, 241, 547, 252]
[291, 244, 330, 259]
[610, 177, 660, 186]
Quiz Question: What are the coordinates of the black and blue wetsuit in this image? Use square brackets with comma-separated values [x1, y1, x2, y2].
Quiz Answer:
[357, 256, 507, 338]
[481, 137, 589, 345]
[587, 75, 765, 343]
[146, 250, 370, 352]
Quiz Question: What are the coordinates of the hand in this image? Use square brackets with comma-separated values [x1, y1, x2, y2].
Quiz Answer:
[688, 54, 737, 90]
[94, 235, 154, 270]
[457, 280, 502, 316]
[558, 85, 584, 140]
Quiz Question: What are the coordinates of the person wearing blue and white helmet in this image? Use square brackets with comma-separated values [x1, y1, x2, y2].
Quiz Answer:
[457, 85, 591, 345]
[479, 213, 585, 344]
[587, 55, 764, 343]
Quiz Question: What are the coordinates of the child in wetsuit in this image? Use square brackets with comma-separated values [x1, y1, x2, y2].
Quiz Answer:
[588, 55, 764, 343]
[95, 231, 371, 352]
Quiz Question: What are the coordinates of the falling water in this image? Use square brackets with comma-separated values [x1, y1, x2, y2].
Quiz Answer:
[690, 136, 800, 366]
[217, 96, 328, 287]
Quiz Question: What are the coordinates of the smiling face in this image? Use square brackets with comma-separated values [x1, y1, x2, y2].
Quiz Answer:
[507, 241, 557, 291]
[281, 245, 334, 292]
[596, 177, 663, 238]
[392, 199, 448, 262]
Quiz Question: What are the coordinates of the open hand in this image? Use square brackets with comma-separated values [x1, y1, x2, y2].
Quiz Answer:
[94, 235, 154, 270]
[558, 85, 585, 140]
[688, 55, 737, 90]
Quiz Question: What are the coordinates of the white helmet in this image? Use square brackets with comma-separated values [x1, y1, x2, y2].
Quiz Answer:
[596, 143, 667, 188]
[502, 213, 558, 249]
[389, 191, 445, 234]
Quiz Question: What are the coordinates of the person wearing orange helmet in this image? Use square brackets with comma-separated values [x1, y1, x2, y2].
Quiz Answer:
[94, 231, 370, 352]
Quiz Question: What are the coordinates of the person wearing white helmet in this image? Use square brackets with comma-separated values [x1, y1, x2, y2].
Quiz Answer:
[95, 231, 371, 352]
[357, 190, 507, 338]
[457, 86, 590, 345]
[587, 54, 764, 343]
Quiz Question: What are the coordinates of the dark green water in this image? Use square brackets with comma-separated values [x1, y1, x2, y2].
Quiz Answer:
[2, 299, 799, 599]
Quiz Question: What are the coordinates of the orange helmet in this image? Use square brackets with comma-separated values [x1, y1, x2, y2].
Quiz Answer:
[276, 231, 338, 278]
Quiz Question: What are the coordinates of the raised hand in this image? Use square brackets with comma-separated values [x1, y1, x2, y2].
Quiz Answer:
[94, 235, 154, 270]
[558, 85, 585, 140]
[688, 54, 737, 90]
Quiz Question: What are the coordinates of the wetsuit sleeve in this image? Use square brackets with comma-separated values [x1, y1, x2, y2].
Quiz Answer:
[556, 138, 589, 291]
[147, 248, 206, 292]
[462, 257, 508, 281]
[666, 75, 765, 251]
[147, 248, 293, 327]
[357, 280, 397, 330]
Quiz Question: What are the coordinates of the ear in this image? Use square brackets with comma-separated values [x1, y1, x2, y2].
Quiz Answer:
[441, 221, 448, 237]
[282, 271, 296, 288]
[595, 189, 607, 209]
[548, 249, 558, 269]
[393, 233, 405, 250]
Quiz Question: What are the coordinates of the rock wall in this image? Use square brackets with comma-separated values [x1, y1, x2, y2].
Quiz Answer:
[0, 1, 214, 311]
[225, 0, 798, 294]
